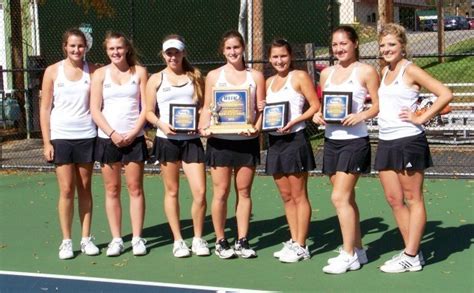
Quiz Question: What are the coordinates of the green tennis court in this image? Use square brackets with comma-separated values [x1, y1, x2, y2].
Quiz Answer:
[0, 172, 472, 292]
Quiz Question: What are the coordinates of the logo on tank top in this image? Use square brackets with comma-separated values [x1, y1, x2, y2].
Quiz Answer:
[57, 83, 64, 87]
[104, 83, 111, 88]
[132, 80, 137, 84]
[84, 80, 89, 84]
[162, 87, 171, 92]
[217, 83, 226, 87]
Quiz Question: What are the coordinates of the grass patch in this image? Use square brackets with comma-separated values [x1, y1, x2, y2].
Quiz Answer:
[413, 38, 474, 83]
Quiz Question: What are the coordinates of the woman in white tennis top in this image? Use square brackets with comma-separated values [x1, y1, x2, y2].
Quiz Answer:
[375, 23, 452, 273]
[312, 25, 380, 274]
[90, 31, 148, 257]
[264, 39, 319, 264]
[40, 28, 99, 260]
[145, 35, 209, 258]
[198, 30, 265, 259]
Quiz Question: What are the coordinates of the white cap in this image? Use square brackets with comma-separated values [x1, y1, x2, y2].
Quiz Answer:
[162, 39, 185, 52]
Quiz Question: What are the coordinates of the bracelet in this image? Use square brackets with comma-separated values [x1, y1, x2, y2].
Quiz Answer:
[109, 130, 115, 137]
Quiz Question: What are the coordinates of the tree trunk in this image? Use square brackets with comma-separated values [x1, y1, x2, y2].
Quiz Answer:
[10, 0, 26, 131]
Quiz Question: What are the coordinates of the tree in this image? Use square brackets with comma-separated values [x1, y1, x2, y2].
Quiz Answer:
[38, 0, 116, 18]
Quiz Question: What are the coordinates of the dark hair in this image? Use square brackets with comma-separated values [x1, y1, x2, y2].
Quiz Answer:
[219, 30, 246, 67]
[162, 34, 204, 106]
[268, 38, 294, 69]
[103, 31, 139, 71]
[61, 28, 87, 57]
[331, 25, 359, 60]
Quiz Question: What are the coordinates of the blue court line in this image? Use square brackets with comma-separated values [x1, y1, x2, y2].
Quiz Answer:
[0, 271, 271, 292]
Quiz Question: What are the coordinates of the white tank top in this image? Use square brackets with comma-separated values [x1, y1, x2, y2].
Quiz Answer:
[156, 72, 198, 140]
[213, 68, 257, 140]
[266, 71, 305, 135]
[50, 60, 96, 140]
[98, 67, 144, 138]
[378, 62, 423, 140]
[324, 63, 369, 139]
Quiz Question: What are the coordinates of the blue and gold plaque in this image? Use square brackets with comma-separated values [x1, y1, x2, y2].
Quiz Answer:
[262, 102, 289, 132]
[209, 87, 253, 134]
[322, 91, 352, 123]
[169, 104, 198, 132]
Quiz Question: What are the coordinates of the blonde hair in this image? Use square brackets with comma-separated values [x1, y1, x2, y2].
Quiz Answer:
[162, 34, 204, 106]
[378, 23, 409, 57]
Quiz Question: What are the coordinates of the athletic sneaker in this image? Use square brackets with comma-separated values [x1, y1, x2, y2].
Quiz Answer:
[384, 250, 425, 266]
[328, 247, 368, 265]
[173, 239, 191, 258]
[191, 238, 210, 256]
[380, 253, 422, 273]
[323, 249, 361, 274]
[234, 237, 257, 258]
[273, 239, 294, 259]
[279, 243, 310, 263]
[214, 238, 236, 259]
[80, 236, 99, 256]
[132, 237, 147, 256]
[59, 239, 74, 260]
[106, 238, 124, 257]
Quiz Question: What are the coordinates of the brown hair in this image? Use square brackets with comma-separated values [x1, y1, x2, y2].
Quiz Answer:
[103, 31, 139, 72]
[219, 30, 246, 67]
[61, 28, 87, 57]
[331, 25, 359, 60]
[268, 38, 294, 69]
[162, 34, 204, 106]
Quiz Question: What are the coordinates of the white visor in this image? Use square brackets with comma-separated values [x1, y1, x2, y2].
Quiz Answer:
[162, 39, 185, 52]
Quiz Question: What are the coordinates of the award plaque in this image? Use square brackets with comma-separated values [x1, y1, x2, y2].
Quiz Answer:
[262, 101, 289, 132]
[169, 104, 198, 132]
[208, 87, 254, 134]
[322, 91, 353, 123]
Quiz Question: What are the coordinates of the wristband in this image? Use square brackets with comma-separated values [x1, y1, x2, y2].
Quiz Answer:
[109, 130, 115, 137]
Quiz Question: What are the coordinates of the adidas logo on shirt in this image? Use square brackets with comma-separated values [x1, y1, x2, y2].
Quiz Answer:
[406, 162, 413, 168]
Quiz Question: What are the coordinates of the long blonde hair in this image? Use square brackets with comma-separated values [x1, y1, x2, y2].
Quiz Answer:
[163, 34, 204, 106]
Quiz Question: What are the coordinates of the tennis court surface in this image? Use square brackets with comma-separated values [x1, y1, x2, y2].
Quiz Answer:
[0, 172, 472, 292]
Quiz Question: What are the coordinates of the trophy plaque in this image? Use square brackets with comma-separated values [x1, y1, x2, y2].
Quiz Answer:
[322, 91, 352, 123]
[208, 87, 254, 134]
[262, 101, 289, 132]
[169, 104, 198, 132]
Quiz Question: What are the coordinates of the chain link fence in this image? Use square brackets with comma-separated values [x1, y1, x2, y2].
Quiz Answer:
[1, 0, 473, 177]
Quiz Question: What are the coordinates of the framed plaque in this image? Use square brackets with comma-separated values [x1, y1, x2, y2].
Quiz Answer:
[262, 101, 289, 132]
[208, 87, 254, 134]
[169, 104, 198, 132]
[322, 91, 352, 123]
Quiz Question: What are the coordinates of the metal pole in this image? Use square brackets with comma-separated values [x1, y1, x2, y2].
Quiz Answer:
[247, 0, 253, 66]
[437, 0, 445, 63]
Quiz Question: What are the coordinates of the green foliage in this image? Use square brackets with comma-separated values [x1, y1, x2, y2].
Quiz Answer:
[414, 38, 474, 83]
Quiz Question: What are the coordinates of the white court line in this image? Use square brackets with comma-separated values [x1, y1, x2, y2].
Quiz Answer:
[0, 270, 273, 293]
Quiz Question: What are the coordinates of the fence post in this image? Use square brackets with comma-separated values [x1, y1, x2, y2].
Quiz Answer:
[437, 0, 445, 63]
[252, 0, 264, 72]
